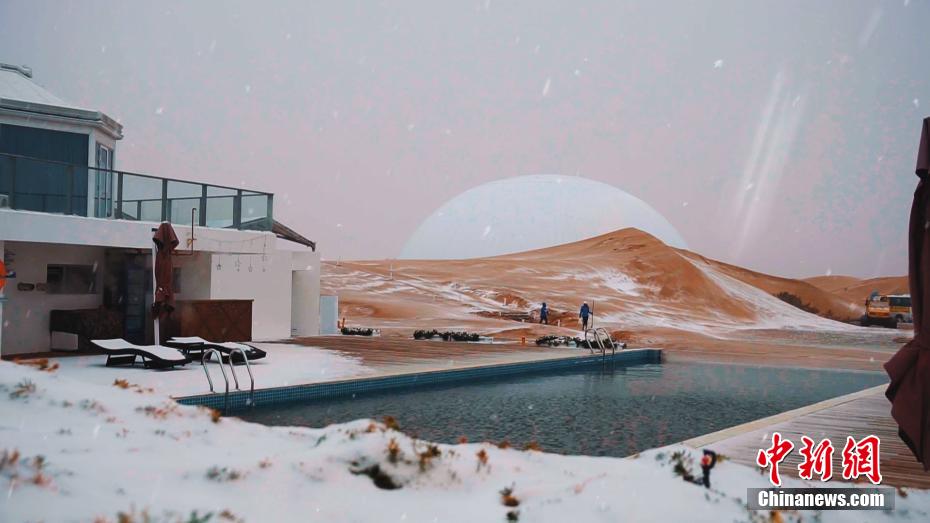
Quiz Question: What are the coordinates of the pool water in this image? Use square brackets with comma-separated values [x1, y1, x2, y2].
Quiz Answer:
[236, 362, 888, 457]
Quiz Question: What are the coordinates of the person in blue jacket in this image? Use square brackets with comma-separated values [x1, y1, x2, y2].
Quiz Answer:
[539, 302, 549, 324]
[579, 302, 591, 330]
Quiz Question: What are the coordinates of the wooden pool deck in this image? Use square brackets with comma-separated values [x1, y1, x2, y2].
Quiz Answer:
[287, 336, 579, 373]
[685, 385, 930, 489]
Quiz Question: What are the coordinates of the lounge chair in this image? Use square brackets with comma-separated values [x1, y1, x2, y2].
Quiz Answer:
[166, 336, 267, 364]
[91, 339, 189, 369]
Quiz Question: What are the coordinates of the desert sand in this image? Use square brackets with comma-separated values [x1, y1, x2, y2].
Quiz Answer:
[322, 228, 907, 366]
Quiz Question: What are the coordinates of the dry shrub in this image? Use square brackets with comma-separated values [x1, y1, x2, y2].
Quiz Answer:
[458, 436, 468, 444]
[476, 449, 489, 471]
[383, 415, 400, 431]
[14, 358, 59, 372]
[497, 440, 511, 449]
[500, 485, 520, 507]
[523, 441, 541, 452]
[386, 438, 401, 464]
[418, 444, 441, 471]
[10, 380, 36, 399]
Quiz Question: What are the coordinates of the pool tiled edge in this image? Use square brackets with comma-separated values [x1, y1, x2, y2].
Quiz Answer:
[176, 348, 662, 411]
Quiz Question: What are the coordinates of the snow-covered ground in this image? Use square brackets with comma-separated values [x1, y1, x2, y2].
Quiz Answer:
[1, 360, 928, 522]
[48, 343, 373, 397]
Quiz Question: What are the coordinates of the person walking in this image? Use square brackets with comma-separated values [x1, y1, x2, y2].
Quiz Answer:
[579, 301, 591, 331]
[539, 302, 549, 325]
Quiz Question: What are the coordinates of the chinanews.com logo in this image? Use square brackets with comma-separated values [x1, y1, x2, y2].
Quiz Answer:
[748, 432, 895, 511]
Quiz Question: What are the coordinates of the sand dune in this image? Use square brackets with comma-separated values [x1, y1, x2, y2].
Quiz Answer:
[804, 275, 908, 305]
[323, 228, 885, 340]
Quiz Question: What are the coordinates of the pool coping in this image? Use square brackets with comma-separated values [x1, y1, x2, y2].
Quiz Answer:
[681, 384, 887, 448]
[175, 348, 662, 410]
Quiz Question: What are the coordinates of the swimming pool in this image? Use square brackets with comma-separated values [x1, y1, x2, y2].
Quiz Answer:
[236, 362, 887, 457]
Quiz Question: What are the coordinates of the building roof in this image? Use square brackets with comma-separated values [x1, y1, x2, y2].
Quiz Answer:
[0, 63, 122, 139]
[272, 220, 316, 251]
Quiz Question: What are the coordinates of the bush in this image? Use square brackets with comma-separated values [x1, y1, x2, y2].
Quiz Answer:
[413, 330, 480, 342]
[341, 327, 374, 336]
[775, 292, 819, 315]
[535, 335, 617, 349]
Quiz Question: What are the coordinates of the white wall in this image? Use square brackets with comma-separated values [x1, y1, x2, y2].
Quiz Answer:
[290, 250, 321, 337]
[173, 252, 212, 300]
[209, 252, 293, 340]
[1, 241, 105, 356]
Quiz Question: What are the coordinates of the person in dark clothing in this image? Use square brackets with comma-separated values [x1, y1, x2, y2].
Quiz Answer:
[539, 302, 549, 324]
[579, 302, 591, 330]
[700, 449, 718, 488]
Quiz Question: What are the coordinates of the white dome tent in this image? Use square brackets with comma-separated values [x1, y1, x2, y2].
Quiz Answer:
[400, 174, 687, 259]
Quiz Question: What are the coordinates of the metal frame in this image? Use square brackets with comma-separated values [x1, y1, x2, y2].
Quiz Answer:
[0, 152, 273, 231]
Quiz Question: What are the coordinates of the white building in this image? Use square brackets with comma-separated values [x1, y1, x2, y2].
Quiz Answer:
[0, 63, 320, 357]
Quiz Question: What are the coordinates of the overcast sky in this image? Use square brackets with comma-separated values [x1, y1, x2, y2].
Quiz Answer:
[2, 0, 928, 278]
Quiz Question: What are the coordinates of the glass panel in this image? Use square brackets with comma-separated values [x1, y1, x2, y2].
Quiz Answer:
[120, 173, 162, 221]
[206, 195, 235, 228]
[170, 198, 200, 225]
[8, 157, 87, 215]
[240, 193, 269, 230]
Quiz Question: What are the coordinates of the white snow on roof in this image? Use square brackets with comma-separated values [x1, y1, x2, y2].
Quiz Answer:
[0, 64, 93, 114]
[0, 63, 122, 137]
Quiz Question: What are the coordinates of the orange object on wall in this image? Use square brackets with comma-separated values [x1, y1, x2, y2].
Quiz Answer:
[0, 260, 6, 291]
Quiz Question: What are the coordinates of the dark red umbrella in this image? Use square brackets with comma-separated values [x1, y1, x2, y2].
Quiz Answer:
[885, 116, 930, 471]
[152, 222, 179, 321]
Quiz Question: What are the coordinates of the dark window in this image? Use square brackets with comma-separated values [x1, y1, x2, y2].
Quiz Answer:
[46, 264, 97, 294]
[890, 297, 912, 308]
[0, 124, 89, 215]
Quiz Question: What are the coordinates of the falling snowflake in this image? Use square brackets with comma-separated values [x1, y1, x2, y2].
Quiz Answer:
[406, 123, 415, 131]
[682, 201, 689, 207]
[914, 98, 920, 108]
[574, 69, 581, 77]
[482, 225, 492, 238]
[542, 77, 551, 97]
[154, 107, 164, 115]
[713, 59, 724, 69]
[244, 85, 251, 94]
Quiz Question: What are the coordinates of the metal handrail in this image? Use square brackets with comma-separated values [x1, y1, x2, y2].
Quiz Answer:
[226, 347, 255, 406]
[584, 328, 620, 356]
[0, 151, 271, 195]
[201, 349, 230, 411]
[0, 151, 274, 231]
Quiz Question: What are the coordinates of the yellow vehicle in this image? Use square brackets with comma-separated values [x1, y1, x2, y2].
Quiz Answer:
[862, 294, 912, 327]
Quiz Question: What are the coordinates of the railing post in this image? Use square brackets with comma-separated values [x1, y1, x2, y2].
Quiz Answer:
[115, 172, 123, 219]
[233, 189, 242, 229]
[66, 164, 74, 215]
[199, 185, 207, 226]
[266, 193, 274, 230]
[161, 178, 168, 222]
[7, 156, 15, 209]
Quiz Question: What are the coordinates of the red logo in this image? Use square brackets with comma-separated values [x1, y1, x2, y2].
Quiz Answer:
[798, 436, 834, 481]
[757, 434, 882, 486]
[841, 435, 882, 484]
[756, 432, 794, 486]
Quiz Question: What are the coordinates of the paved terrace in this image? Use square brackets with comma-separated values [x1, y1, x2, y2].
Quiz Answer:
[684, 385, 930, 489]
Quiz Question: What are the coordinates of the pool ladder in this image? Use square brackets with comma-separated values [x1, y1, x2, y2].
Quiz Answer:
[201, 348, 255, 411]
[583, 327, 625, 357]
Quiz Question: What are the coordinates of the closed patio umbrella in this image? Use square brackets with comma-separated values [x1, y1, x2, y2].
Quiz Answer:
[151, 222, 179, 343]
[885, 116, 930, 471]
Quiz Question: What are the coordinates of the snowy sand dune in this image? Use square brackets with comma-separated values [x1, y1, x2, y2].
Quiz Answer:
[1, 361, 928, 522]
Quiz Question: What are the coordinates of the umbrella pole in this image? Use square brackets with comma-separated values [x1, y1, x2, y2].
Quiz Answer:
[152, 242, 159, 345]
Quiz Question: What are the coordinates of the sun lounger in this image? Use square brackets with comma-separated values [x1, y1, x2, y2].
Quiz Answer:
[166, 336, 267, 364]
[91, 339, 189, 369]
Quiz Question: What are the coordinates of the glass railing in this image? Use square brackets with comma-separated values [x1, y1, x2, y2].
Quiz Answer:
[0, 152, 274, 231]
